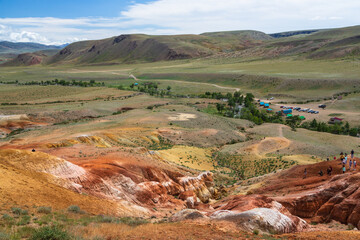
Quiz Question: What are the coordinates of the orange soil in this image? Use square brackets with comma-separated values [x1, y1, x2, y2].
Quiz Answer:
[0, 160, 129, 216]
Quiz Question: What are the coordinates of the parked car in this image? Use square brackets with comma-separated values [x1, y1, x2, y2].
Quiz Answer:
[318, 104, 326, 109]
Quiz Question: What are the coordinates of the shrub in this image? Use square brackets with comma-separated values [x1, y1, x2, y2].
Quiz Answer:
[253, 229, 259, 235]
[347, 223, 355, 230]
[1, 214, 12, 221]
[0, 232, 9, 240]
[67, 205, 81, 213]
[97, 215, 113, 223]
[30, 226, 70, 240]
[17, 215, 31, 225]
[116, 217, 148, 226]
[11, 207, 28, 215]
[37, 206, 52, 214]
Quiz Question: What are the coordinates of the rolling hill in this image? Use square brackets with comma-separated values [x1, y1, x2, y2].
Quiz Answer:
[2, 25, 360, 66]
[45, 31, 271, 65]
[210, 25, 360, 60]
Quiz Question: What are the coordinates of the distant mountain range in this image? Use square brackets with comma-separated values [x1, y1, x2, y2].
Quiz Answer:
[0, 41, 67, 54]
[1, 25, 360, 66]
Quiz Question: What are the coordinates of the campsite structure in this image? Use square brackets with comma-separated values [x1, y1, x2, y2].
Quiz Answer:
[329, 117, 343, 124]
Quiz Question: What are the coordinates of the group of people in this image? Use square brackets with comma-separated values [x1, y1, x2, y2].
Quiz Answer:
[303, 149, 357, 178]
[339, 150, 357, 173]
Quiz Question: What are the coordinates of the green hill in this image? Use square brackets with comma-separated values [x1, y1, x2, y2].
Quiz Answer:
[3, 26, 360, 66]
[46, 31, 271, 65]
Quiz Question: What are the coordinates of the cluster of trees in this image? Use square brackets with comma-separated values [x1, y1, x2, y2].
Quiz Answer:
[0, 79, 105, 87]
[300, 119, 360, 136]
[120, 82, 172, 97]
[204, 91, 283, 125]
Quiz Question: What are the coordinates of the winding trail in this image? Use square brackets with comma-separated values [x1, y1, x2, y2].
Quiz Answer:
[130, 74, 240, 92]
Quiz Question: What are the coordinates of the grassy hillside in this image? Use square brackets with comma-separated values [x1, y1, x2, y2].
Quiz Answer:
[3, 25, 360, 66]
[45, 31, 271, 65]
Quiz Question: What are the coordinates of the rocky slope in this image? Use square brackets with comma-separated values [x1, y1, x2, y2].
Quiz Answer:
[251, 159, 360, 229]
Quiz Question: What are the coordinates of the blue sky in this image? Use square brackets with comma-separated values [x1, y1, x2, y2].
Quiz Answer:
[0, 0, 359, 45]
[0, 0, 150, 18]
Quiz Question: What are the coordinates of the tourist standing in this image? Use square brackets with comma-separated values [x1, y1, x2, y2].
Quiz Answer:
[344, 154, 348, 165]
[349, 159, 352, 170]
[351, 149, 354, 159]
[353, 159, 357, 171]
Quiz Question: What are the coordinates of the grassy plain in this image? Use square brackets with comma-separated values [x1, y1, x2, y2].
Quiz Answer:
[1, 57, 360, 99]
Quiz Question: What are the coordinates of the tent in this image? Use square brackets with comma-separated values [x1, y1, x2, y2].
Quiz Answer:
[260, 102, 265, 106]
[287, 114, 293, 118]
[264, 103, 270, 107]
[267, 108, 272, 112]
[283, 109, 292, 114]
[134, 83, 139, 86]
[300, 116, 306, 120]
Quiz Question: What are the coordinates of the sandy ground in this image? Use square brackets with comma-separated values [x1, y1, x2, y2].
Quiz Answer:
[168, 113, 197, 121]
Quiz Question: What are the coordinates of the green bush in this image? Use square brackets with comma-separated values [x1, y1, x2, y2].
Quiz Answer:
[116, 217, 148, 226]
[11, 207, 22, 215]
[1, 214, 12, 221]
[17, 215, 31, 225]
[0, 232, 10, 240]
[37, 206, 52, 214]
[10, 207, 28, 216]
[30, 226, 70, 240]
[97, 215, 113, 223]
[67, 205, 81, 213]
[253, 229, 259, 235]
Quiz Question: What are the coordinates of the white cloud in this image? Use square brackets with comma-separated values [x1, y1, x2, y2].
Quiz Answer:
[121, 0, 360, 33]
[0, 0, 360, 44]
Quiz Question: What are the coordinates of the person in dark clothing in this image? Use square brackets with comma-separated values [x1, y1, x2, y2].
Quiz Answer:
[327, 166, 332, 176]
[351, 149, 354, 159]
[32, 149, 36, 152]
[318, 170, 323, 176]
[303, 168, 307, 179]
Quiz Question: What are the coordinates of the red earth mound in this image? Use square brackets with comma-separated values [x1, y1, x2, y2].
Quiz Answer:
[254, 159, 360, 228]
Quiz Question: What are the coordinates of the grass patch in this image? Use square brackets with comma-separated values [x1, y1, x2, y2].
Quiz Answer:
[328, 113, 343, 116]
[30, 226, 71, 240]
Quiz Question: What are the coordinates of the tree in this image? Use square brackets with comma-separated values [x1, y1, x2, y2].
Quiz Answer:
[286, 116, 301, 131]
[349, 128, 359, 137]
[310, 119, 318, 129]
[344, 122, 350, 134]
[216, 103, 225, 113]
[234, 91, 241, 98]
[167, 86, 172, 91]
